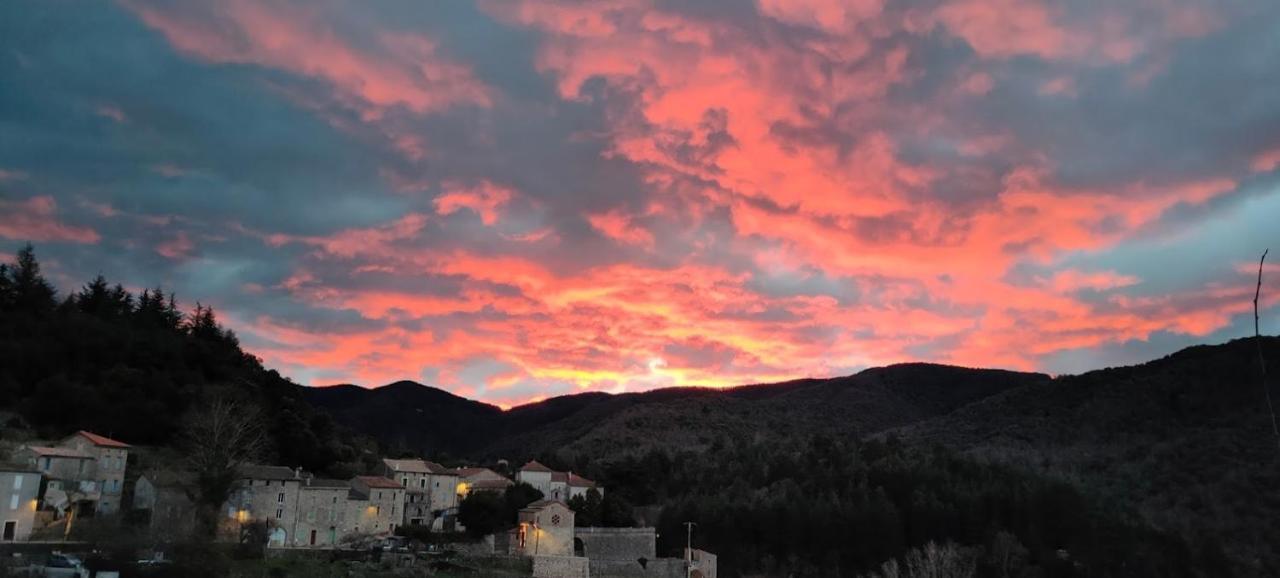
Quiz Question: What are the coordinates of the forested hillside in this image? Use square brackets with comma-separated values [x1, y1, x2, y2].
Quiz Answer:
[0, 245, 368, 475]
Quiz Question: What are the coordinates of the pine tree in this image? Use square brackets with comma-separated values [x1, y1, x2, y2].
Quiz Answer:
[11, 244, 56, 312]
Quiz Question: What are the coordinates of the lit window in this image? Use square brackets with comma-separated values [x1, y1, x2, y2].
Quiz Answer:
[9, 495, 17, 510]
[13, 476, 21, 490]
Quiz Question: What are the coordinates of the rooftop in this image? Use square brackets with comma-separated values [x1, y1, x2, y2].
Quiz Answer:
[305, 478, 351, 489]
[25, 446, 93, 459]
[383, 458, 431, 474]
[519, 460, 554, 473]
[73, 431, 131, 449]
[238, 464, 301, 481]
[355, 475, 404, 489]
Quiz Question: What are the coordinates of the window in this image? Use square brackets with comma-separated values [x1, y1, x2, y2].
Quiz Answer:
[307, 511, 315, 522]
[377, 491, 382, 500]
[41, 458, 51, 470]
[12, 476, 21, 490]
[277, 492, 285, 504]
[8, 494, 18, 510]
[275, 508, 284, 519]
[420, 479, 426, 488]
[331, 496, 337, 504]
[402, 477, 409, 487]
[266, 480, 272, 487]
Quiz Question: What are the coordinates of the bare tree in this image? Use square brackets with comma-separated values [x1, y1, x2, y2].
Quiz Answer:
[1256, 249, 1278, 452]
[181, 397, 268, 538]
[862, 542, 976, 578]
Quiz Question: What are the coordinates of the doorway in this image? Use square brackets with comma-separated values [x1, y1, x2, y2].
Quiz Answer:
[310, 529, 317, 545]
[2, 521, 15, 541]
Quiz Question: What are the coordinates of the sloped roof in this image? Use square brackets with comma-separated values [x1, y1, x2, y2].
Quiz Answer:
[519, 460, 554, 473]
[521, 499, 569, 512]
[469, 478, 513, 490]
[238, 464, 300, 481]
[383, 458, 430, 473]
[424, 460, 458, 476]
[304, 478, 350, 489]
[141, 470, 194, 488]
[25, 446, 93, 459]
[355, 475, 404, 489]
[74, 431, 131, 449]
[567, 473, 596, 488]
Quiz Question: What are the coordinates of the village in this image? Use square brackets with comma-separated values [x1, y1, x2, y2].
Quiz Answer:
[1, 429, 716, 578]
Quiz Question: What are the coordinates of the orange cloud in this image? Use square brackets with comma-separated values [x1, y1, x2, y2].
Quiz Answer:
[434, 181, 517, 225]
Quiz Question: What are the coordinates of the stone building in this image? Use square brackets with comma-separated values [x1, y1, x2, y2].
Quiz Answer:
[516, 461, 601, 502]
[382, 458, 458, 528]
[1, 465, 40, 542]
[347, 476, 404, 536]
[17, 430, 130, 515]
[132, 471, 196, 541]
[456, 467, 513, 497]
[294, 478, 349, 548]
[515, 500, 575, 557]
[59, 431, 131, 514]
[225, 465, 305, 547]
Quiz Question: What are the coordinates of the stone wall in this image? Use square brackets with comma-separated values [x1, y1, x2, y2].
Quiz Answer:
[575, 527, 656, 560]
[589, 557, 686, 578]
[532, 555, 589, 578]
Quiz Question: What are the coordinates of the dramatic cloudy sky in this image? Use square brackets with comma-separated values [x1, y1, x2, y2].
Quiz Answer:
[2, 0, 1279, 406]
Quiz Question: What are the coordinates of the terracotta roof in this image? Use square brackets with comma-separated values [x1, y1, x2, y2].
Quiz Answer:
[355, 475, 404, 489]
[238, 465, 301, 481]
[74, 431, 131, 449]
[455, 467, 487, 478]
[26, 446, 93, 459]
[383, 458, 430, 473]
[567, 473, 596, 488]
[519, 460, 554, 473]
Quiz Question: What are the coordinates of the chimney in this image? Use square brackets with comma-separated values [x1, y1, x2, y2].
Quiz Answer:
[294, 467, 302, 479]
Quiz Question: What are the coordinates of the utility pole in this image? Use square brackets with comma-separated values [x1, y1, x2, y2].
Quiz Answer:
[684, 521, 697, 578]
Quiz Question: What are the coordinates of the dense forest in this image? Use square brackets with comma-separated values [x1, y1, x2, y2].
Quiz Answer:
[0, 244, 368, 476]
[523, 435, 1215, 578]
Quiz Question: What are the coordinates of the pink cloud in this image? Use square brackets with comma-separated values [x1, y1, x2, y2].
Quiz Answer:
[433, 181, 516, 226]
[586, 210, 654, 249]
[122, 0, 492, 116]
[0, 196, 100, 244]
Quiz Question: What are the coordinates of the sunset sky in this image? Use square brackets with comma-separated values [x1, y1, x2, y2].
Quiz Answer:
[2, 0, 1279, 407]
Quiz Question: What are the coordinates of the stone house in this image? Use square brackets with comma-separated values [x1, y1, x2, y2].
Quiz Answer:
[294, 478, 349, 548]
[456, 467, 513, 498]
[1, 465, 40, 542]
[225, 465, 305, 547]
[347, 476, 404, 536]
[516, 461, 601, 502]
[17, 446, 95, 514]
[59, 431, 131, 514]
[132, 471, 196, 541]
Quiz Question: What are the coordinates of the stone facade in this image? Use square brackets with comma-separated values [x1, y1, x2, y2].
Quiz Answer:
[574, 527, 656, 560]
[347, 476, 405, 536]
[18, 431, 131, 515]
[589, 558, 687, 578]
[1, 468, 40, 542]
[294, 479, 350, 548]
[225, 465, 305, 547]
[382, 459, 458, 529]
[532, 555, 589, 578]
[132, 472, 197, 542]
[516, 500, 575, 557]
[60, 431, 130, 514]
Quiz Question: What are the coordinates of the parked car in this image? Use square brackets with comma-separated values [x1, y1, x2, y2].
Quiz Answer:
[37, 554, 89, 578]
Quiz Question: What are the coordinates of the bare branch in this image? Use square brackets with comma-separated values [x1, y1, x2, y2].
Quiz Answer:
[1254, 249, 1277, 453]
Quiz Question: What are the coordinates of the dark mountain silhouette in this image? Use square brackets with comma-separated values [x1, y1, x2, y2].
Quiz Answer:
[305, 363, 1050, 458]
[893, 336, 1280, 575]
